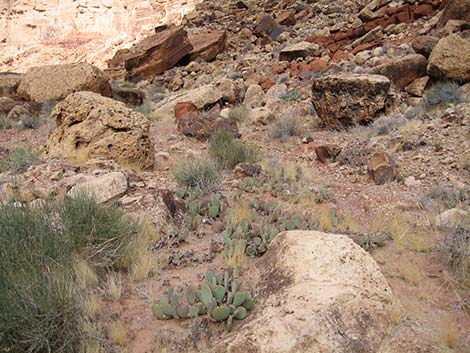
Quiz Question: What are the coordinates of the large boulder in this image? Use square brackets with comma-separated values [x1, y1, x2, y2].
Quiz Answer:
[214, 231, 393, 353]
[108, 25, 193, 80]
[0, 72, 23, 99]
[45, 92, 154, 170]
[368, 54, 428, 89]
[438, 0, 470, 28]
[311, 74, 392, 128]
[185, 31, 227, 62]
[154, 84, 222, 120]
[427, 32, 470, 81]
[17, 63, 111, 103]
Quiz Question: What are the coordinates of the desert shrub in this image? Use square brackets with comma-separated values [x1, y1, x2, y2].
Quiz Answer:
[134, 99, 158, 121]
[175, 157, 221, 192]
[228, 104, 250, 123]
[371, 113, 407, 136]
[440, 226, 470, 287]
[0, 147, 41, 173]
[419, 184, 469, 210]
[210, 130, 258, 169]
[270, 115, 302, 140]
[0, 195, 140, 352]
[424, 81, 463, 108]
[279, 89, 303, 103]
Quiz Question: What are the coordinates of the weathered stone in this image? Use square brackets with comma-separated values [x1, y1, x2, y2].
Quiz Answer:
[412, 36, 439, 58]
[108, 25, 193, 80]
[368, 54, 428, 89]
[352, 26, 383, 48]
[67, 172, 128, 204]
[45, 92, 154, 170]
[214, 231, 392, 353]
[315, 144, 342, 163]
[436, 208, 468, 227]
[154, 84, 222, 120]
[368, 152, 397, 184]
[0, 72, 23, 99]
[243, 84, 265, 108]
[216, 79, 243, 104]
[427, 32, 470, 81]
[17, 63, 111, 103]
[276, 11, 296, 26]
[254, 15, 286, 40]
[279, 41, 319, 61]
[111, 83, 145, 106]
[174, 102, 238, 140]
[405, 76, 430, 97]
[311, 74, 391, 128]
[186, 31, 227, 62]
[438, 0, 470, 28]
[251, 107, 276, 125]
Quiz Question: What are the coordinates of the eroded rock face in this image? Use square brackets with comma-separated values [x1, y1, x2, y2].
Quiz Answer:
[427, 31, 470, 82]
[214, 231, 393, 353]
[45, 91, 154, 170]
[311, 74, 392, 129]
[18, 63, 111, 102]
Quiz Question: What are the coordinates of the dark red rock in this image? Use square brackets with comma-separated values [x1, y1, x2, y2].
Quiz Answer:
[413, 4, 434, 18]
[186, 31, 227, 62]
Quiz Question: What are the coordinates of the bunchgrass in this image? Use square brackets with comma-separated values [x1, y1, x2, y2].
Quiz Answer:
[269, 115, 303, 140]
[209, 130, 259, 169]
[424, 81, 464, 108]
[0, 147, 41, 173]
[0, 194, 140, 353]
[174, 157, 221, 193]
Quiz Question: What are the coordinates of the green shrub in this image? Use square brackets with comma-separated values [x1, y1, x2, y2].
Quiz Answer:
[424, 81, 463, 108]
[279, 90, 303, 103]
[0, 147, 41, 173]
[210, 131, 258, 169]
[175, 157, 221, 192]
[228, 104, 250, 123]
[270, 116, 302, 140]
[0, 195, 139, 352]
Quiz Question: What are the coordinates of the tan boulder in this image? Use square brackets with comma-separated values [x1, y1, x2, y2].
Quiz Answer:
[186, 31, 227, 62]
[214, 231, 392, 353]
[17, 63, 111, 103]
[311, 74, 392, 129]
[367, 152, 397, 185]
[67, 172, 128, 204]
[412, 36, 439, 58]
[427, 32, 470, 82]
[438, 0, 470, 28]
[368, 54, 428, 90]
[108, 25, 193, 80]
[0, 72, 23, 99]
[45, 92, 154, 170]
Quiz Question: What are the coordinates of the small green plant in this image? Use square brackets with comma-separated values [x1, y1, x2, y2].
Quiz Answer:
[279, 89, 303, 103]
[153, 269, 255, 327]
[269, 115, 303, 140]
[0, 147, 41, 173]
[210, 131, 258, 169]
[424, 81, 464, 108]
[174, 157, 221, 193]
[228, 104, 250, 124]
[120, 80, 137, 88]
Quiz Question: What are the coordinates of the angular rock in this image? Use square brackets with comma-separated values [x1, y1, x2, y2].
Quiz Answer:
[67, 172, 128, 204]
[174, 102, 239, 140]
[45, 92, 154, 170]
[0, 97, 20, 114]
[438, 0, 470, 28]
[368, 54, 428, 89]
[405, 76, 430, 97]
[108, 25, 193, 80]
[427, 32, 470, 81]
[111, 83, 145, 106]
[279, 41, 319, 61]
[412, 36, 439, 58]
[186, 31, 227, 62]
[154, 84, 222, 120]
[311, 74, 391, 128]
[214, 231, 392, 353]
[251, 107, 276, 125]
[17, 63, 111, 103]
[315, 144, 342, 163]
[243, 84, 265, 108]
[276, 11, 296, 26]
[0, 72, 23, 99]
[216, 79, 243, 104]
[254, 15, 286, 40]
[368, 152, 397, 185]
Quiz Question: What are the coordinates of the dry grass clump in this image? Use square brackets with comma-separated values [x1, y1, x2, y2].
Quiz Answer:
[228, 104, 250, 124]
[174, 157, 221, 193]
[269, 115, 303, 140]
[210, 130, 259, 169]
[108, 321, 128, 347]
[440, 226, 470, 288]
[0, 147, 41, 173]
[424, 81, 464, 108]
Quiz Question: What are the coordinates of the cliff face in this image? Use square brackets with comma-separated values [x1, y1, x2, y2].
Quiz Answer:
[0, 0, 198, 43]
[0, 0, 200, 71]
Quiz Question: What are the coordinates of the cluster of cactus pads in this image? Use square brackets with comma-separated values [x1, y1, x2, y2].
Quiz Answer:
[153, 270, 254, 324]
[224, 198, 320, 256]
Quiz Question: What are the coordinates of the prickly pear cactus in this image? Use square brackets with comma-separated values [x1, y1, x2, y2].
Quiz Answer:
[152, 270, 255, 324]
